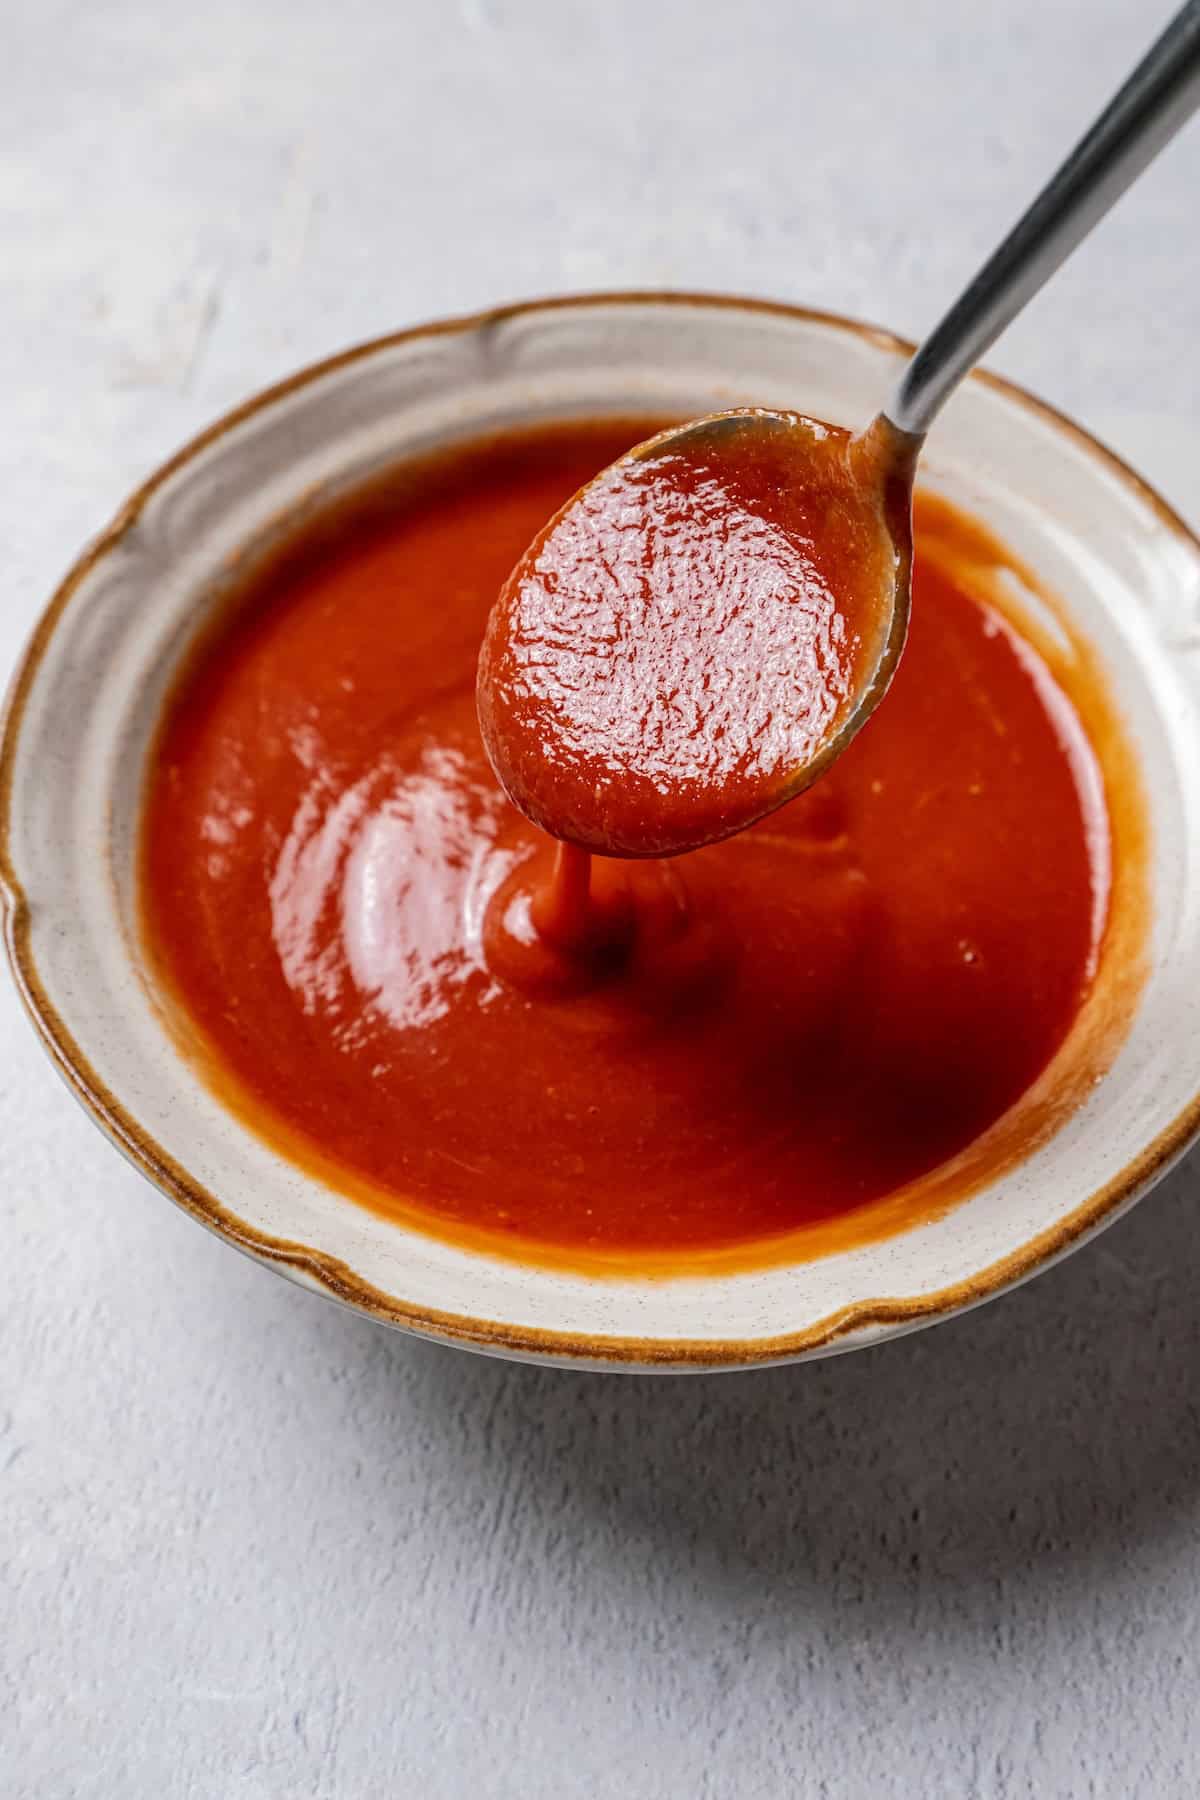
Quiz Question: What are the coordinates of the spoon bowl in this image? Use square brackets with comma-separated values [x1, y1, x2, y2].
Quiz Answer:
[477, 407, 917, 858]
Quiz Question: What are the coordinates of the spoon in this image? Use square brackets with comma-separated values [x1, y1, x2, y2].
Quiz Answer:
[479, 0, 1200, 860]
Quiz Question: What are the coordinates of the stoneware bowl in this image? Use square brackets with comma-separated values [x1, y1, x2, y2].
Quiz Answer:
[4, 294, 1200, 1371]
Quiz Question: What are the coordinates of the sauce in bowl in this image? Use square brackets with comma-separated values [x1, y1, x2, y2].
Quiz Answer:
[139, 417, 1141, 1271]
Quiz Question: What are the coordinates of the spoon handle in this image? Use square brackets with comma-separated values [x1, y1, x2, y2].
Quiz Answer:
[886, 0, 1200, 438]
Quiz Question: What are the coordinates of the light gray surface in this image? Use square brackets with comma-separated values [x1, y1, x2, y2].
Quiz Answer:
[4, 2, 1200, 1794]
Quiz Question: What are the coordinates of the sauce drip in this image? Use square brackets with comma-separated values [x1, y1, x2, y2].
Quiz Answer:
[140, 419, 1121, 1270]
[477, 413, 904, 857]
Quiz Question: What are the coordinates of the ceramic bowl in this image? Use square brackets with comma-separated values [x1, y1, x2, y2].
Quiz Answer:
[4, 294, 1200, 1371]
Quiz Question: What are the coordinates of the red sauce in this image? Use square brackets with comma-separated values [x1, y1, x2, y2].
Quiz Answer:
[140, 418, 1140, 1271]
[477, 413, 905, 857]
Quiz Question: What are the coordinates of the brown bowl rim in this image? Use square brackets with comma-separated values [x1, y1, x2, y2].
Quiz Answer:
[3, 289, 1199, 1368]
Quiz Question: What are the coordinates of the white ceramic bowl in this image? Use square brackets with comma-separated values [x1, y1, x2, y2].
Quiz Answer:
[4, 294, 1200, 1370]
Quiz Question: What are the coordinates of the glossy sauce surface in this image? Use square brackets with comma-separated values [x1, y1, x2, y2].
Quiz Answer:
[477, 413, 902, 856]
[141, 420, 1122, 1269]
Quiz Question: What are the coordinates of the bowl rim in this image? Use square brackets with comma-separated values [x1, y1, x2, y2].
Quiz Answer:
[4, 287, 1200, 1369]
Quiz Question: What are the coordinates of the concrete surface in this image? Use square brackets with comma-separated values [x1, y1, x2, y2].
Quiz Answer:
[4, 2, 1200, 1794]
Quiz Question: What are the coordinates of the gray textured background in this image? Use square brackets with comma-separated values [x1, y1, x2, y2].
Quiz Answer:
[4, 2, 1200, 1794]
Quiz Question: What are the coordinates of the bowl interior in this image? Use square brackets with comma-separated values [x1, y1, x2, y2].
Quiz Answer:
[6, 296, 1200, 1368]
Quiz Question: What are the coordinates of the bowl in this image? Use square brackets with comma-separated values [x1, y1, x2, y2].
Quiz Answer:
[4, 293, 1200, 1371]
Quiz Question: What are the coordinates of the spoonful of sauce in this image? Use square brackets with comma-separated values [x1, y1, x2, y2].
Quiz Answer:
[479, 1, 1200, 859]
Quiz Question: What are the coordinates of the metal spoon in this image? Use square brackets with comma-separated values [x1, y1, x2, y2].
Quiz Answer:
[480, 0, 1200, 859]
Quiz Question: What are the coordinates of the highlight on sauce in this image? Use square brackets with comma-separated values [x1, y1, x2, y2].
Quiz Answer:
[139, 417, 1144, 1273]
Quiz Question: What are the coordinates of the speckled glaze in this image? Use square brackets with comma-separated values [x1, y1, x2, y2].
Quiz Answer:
[3, 295, 1200, 1371]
